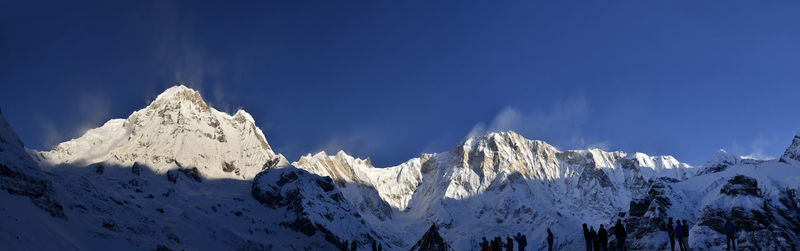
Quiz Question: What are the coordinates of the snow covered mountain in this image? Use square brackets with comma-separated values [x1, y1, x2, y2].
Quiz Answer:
[0, 90, 375, 250]
[292, 131, 698, 250]
[33, 85, 288, 180]
[1, 86, 799, 251]
[291, 131, 800, 250]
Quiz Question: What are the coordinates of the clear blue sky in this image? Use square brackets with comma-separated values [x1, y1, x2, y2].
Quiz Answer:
[2, 1, 799, 167]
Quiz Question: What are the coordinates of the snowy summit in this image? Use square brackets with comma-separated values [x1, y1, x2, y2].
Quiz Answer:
[34, 85, 288, 180]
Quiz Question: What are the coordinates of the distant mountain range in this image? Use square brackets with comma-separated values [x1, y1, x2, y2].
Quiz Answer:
[2, 85, 798, 250]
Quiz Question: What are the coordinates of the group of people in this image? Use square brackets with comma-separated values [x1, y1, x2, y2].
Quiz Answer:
[666, 217, 737, 251]
[478, 229, 553, 251]
[582, 219, 627, 251]
[337, 239, 382, 251]
[665, 217, 690, 251]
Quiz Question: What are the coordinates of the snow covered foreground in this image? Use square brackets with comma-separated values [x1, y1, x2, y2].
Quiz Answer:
[1, 86, 799, 251]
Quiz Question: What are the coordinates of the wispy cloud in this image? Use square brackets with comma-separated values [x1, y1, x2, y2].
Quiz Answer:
[149, 2, 234, 113]
[38, 119, 62, 150]
[727, 136, 779, 160]
[316, 130, 381, 157]
[467, 95, 609, 150]
[35, 92, 114, 150]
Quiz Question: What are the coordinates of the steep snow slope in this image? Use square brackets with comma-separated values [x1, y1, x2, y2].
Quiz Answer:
[252, 166, 388, 250]
[0, 109, 64, 218]
[34, 85, 288, 180]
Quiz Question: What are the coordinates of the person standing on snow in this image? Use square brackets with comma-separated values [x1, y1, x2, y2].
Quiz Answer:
[547, 228, 554, 251]
[725, 219, 736, 251]
[667, 217, 675, 251]
[597, 224, 608, 251]
[505, 236, 514, 251]
[614, 219, 627, 251]
[583, 224, 592, 251]
[682, 220, 689, 251]
[480, 237, 490, 251]
[675, 220, 684, 251]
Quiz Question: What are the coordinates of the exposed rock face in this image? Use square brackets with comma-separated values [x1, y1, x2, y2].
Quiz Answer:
[251, 166, 387, 250]
[720, 175, 760, 196]
[409, 224, 451, 251]
[693, 175, 800, 250]
[36, 85, 288, 180]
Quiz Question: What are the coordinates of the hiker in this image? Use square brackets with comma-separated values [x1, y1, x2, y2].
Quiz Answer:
[547, 228, 554, 251]
[481, 237, 490, 251]
[505, 236, 514, 251]
[514, 232, 527, 251]
[682, 220, 689, 251]
[598, 224, 608, 251]
[583, 224, 592, 251]
[351, 241, 357, 251]
[340, 240, 349, 251]
[675, 220, 684, 251]
[725, 219, 736, 251]
[667, 217, 675, 251]
[378, 243, 382, 251]
[589, 226, 598, 251]
[614, 219, 626, 251]
[372, 240, 377, 251]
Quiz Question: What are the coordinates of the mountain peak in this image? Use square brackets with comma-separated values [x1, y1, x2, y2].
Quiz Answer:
[37, 85, 287, 180]
[780, 130, 800, 164]
[148, 85, 209, 110]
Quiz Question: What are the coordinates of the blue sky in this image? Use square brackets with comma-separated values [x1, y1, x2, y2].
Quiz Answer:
[1, 1, 799, 167]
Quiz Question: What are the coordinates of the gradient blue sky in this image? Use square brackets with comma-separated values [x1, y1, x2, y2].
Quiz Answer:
[2, 1, 799, 167]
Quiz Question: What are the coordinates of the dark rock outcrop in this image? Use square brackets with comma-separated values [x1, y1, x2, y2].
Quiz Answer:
[720, 175, 760, 196]
[409, 224, 451, 251]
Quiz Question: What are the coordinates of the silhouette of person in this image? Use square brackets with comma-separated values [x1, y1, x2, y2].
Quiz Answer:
[725, 219, 736, 251]
[506, 236, 514, 251]
[590, 226, 598, 251]
[372, 239, 377, 251]
[493, 236, 503, 251]
[667, 217, 675, 251]
[547, 228, 554, 251]
[378, 243, 382, 251]
[350, 241, 357, 251]
[682, 220, 689, 251]
[598, 224, 608, 251]
[675, 220, 684, 251]
[614, 219, 626, 251]
[583, 223, 591, 251]
[514, 232, 527, 251]
[340, 240, 349, 251]
[481, 237, 490, 251]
